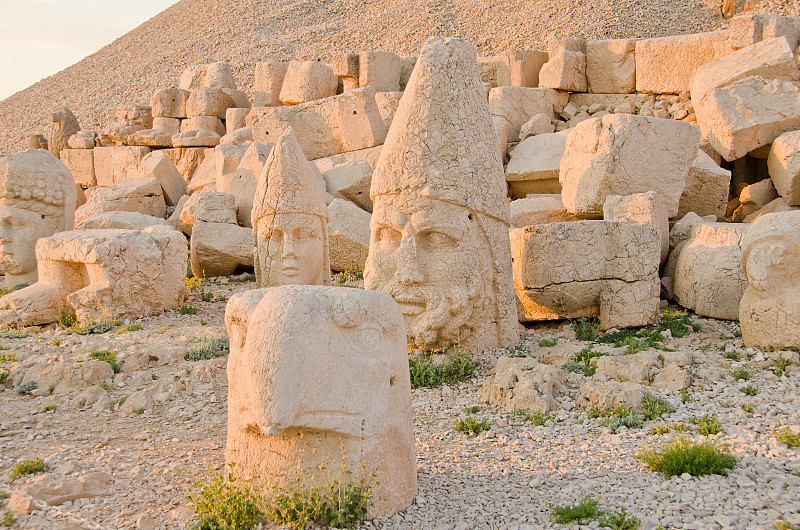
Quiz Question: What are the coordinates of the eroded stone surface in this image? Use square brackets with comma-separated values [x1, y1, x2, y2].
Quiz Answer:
[480, 358, 564, 413]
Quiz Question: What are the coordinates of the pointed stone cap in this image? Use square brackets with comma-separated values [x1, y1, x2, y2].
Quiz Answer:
[251, 126, 328, 227]
[370, 36, 509, 224]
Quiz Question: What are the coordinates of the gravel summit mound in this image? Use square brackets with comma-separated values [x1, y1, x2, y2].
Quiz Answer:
[0, 0, 728, 154]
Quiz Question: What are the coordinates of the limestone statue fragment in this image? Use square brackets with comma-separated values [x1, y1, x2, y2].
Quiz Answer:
[48, 108, 80, 158]
[364, 36, 518, 352]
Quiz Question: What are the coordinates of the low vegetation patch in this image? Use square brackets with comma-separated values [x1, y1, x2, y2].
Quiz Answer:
[0, 368, 9, 386]
[187, 338, 230, 361]
[775, 428, 800, 448]
[572, 317, 600, 341]
[637, 438, 736, 478]
[454, 415, 491, 435]
[333, 270, 364, 285]
[88, 350, 121, 373]
[562, 347, 608, 376]
[408, 353, 475, 388]
[16, 380, 36, 395]
[691, 415, 722, 436]
[504, 344, 528, 357]
[740, 385, 758, 396]
[9, 458, 48, 480]
[640, 393, 675, 421]
[180, 305, 199, 315]
[0, 283, 27, 297]
[72, 318, 122, 335]
[538, 338, 558, 347]
[551, 496, 600, 525]
[0, 511, 16, 527]
[0, 353, 15, 363]
[730, 366, 753, 381]
[510, 408, 552, 426]
[116, 323, 143, 334]
[0, 330, 29, 339]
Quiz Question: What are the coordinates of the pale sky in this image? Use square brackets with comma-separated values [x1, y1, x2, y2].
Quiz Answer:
[0, 0, 180, 100]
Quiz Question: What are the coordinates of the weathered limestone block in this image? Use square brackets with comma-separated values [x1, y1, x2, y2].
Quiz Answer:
[596, 350, 692, 389]
[480, 358, 564, 414]
[49, 108, 80, 158]
[319, 160, 373, 212]
[730, 14, 800, 50]
[740, 211, 800, 350]
[226, 108, 250, 134]
[365, 36, 518, 352]
[0, 149, 77, 288]
[332, 53, 360, 90]
[488, 87, 568, 145]
[93, 146, 150, 187]
[327, 198, 371, 272]
[358, 50, 401, 93]
[586, 39, 637, 94]
[67, 131, 96, 149]
[375, 91, 403, 131]
[76, 211, 166, 230]
[560, 114, 700, 218]
[230, 142, 272, 227]
[538, 51, 587, 92]
[568, 93, 654, 112]
[509, 195, 581, 228]
[579, 381, 648, 411]
[27, 134, 48, 150]
[696, 76, 800, 162]
[225, 285, 416, 517]
[186, 88, 250, 119]
[164, 147, 208, 184]
[479, 50, 548, 88]
[136, 151, 187, 206]
[768, 130, 800, 205]
[519, 113, 555, 139]
[511, 221, 660, 329]
[179, 62, 237, 90]
[252, 127, 330, 287]
[673, 223, 748, 320]
[172, 130, 221, 148]
[740, 179, 779, 217]
[187, 155, 217, 193]
[116, 105, 152, 128]
[635, 31, 731, 94]
[603, 191, 669, 264]
[0, 226, 188, 327]
[181, 116, 226, 136]
[661, 213, 713, 299]
[689, 37, 799, 107]
[11, 360, 113, 398]
[179, 191, 237, 231]
[678, 150, 732, 219]
[75, 178, 166, 223]
[221, 126, 254, 145]
[505, 133, 567, 198]
[60, 149, 96, 188]
[743, 197, 800, 223]
[279, 61, 338, 105]
[128, 129, 174, 148]
[251, 87, 387, 161]
[215, 142, 251, 193]
[254, 62, 289, 107]
[190, 221, 253, 277]
[151, 88, 189, 118]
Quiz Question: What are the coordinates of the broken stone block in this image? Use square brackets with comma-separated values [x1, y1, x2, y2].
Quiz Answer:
[506, 133, 567, 198]
[179, 190, 237, 229]
[254, 62, 289, 106]
[128, 128, 174, 148]
[358, 50, 402, 92]
[740, 178, 779, 217]
[488, 86, 568, 148]
[511, 220, 661, 329]
[327, 198, 371, 272]
[560, 114, 700, 218]
[768, 130, 800, 205]
[740, 211, 800, 350]
[186, 88, 250, 119]
[190, 221, 253, 277]
[730, 13, 800, 50]
[635, 31, 731, 93]
[603, 191, 669, 264]
[93, 146, 150, 187]
[519, 113, 555, 139]
[374, 91, 403, 131]
[251, 87, 387, 161]
[538, 50, 587, 92]
[689, 37, 799, 106]
[187, 155, 217, 193]
[509, 195, 581, 228]
[743, 197, 800, 223]
[0, 226, 188, 327]
[27, 134, 48, 150]
[76, 211, 167, 230]
[151, 88, 190, 118]
[67, 131, 96, 149]
[480, 50, 548, 88]
[579, 381, 647, 411]
[279, 61, 338, 105]
[163, 147, 208, 184]
[215, 142, 250, 193]
[696, 76, 800, 162]
[181, 116, 226, 136]
[332, 53, 360, 79]
[179, 61, 237, 90]
[221, 126, 254, 145]
[136, 151, 187, 206]
[225, 285, 416, 517]
[586, 39, 637, 94]
[229, 141, 272, 227]
[116, 105, 152, 128]
[320, 160, 373, 212]
[60, 149, 96, 188]
[678, 150, 732, 219]
[75, 177, 167, 223]
[673, 222, 748, 320]
[479, 358, 564, 414]
[226, 108, 250, 133]
[172, 130, 221, 148]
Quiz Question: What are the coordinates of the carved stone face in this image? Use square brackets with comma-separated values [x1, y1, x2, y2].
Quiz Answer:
[0, 202, 62, 282]
[254, 212, 326, 287]
[744, 239, 799, 294]
[365, 194, 484, 350]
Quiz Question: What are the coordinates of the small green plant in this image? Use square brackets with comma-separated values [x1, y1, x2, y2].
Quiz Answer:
[650, 424, 671, 435]
[0, 282, 27, 297]
[0, 353, 16, 363]
[538, 338, 558, 347]
[41, 402, 57, 413]
[773, 356, 792, 377]
[637, 438, 736, 478]
[657, 308, 700, 338]
[691, 415, 722, 436]
[551, 496, 601, 525]
[333, 270, 364, 285]
[563, 347, 608, 376]
[454, 415, 491, 435]
[180, 305, 199, 315]
[0, 511, 16, 527]
[88, 350, 121, 373]
[730, 366, 753, 381]
[598, 508, 641, 529]
[0, 330, 28, 339]
[589, 404, 643, 432]
[134, 407, 145, 415]
[0, 493, 8, 500]
[9, 458, 48, 480]
[155, 325, 172, 334]
[99, 381, 111, 391]
[408, 353, 475, 388]
[58, 305, 78, 328]
[0, 368, 8, 386]
[775, 428, 800, 448]
[510, 408, 552, 426]
[740, 385, 758, 396]
[115, 396, 127, 406]
[775, 520, 800, 530]
[16, 380, 36, 395]
[116, 323, 142, 334]
[572, 317, 600, 341]
[680, 390, 695, 404]
[641, 393, 675, 421]
[723, 350, 741, 361]
[49, 338, 63, 346]
[73, 318, 121, 335]
[188, 467, 265, 530]
[200, 289, 215, 302]
[187, 338, 230, 361]
[504, 344, 528, 357]
[742, 403, 756, 413]
[465, 406, 481, 414]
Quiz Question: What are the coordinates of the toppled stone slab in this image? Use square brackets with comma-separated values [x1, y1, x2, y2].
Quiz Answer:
[75, 178, 166, 223]
[480, 358, 564, 414]
[254, 62, 289, 106]
[538, 50, 587, 92]
[76, 211, 167, 231]
[136, 151, 187, 206]
[509, 195, 581, 228]
[505, 133, 566, 198]
[488, 86, 568, 149]
[768, 130, 800, 205]
[190, 221, 253, 277]
[60, 149, 96, 188]
[586, 39, 637, 94]
[678, 150, 732, 219]
[359, 50, 402, 92]
[93, 146, 150, 187]
[179, 61, 237, 90]
[151, 88, 189, 118]
[327, 198, 370, 272]
[280, 61, 338, 105]
[603, 191, 669, 264]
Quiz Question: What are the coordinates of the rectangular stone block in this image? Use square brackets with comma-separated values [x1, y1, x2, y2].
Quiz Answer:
[586, 39, 637, 94]
[678, 150, 732, 219]
[60, 149, 96, 188]
[488, 87, 568, 144]
[538, 51, 587, 92]
[163, 147, 209, 183]
[359, 50, 402, 92]
[254, 61, 289, 107]
[730, 14, 800, 50]
[151, 88, 189, 119]
[480, 50, 549, 88]
[92, 146, 150, 187]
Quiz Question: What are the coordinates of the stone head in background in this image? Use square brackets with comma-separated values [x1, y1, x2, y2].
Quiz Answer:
[364, 36, 518, 353]
[225, 285, 416, 517]
[0, 149, 77, 289]
[251, 127, 330, 287]
[740, 211, 800, 350]
[48, 107, 80, 158]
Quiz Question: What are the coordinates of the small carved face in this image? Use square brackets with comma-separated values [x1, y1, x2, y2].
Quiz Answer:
[0, 203, 58, 276]
[365, 194, 483, 349]
[254, 212, 325, 286]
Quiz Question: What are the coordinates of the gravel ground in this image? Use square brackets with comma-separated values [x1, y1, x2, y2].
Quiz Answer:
[0, 0, 731, 155]
[1, 277, 799, 529]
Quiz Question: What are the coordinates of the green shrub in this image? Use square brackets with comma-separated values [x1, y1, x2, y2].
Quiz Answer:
[538, 338, 558, 347]
[181, 305, 199, 315]
[551, 496, 600, 525]
[0, 353, 14, 363]
[681, 390, 694, 403]
[454, 415, 491, 435]
[510, 408, 552, 426]
[773, 356, 793, 377]
[0, 368, 8, 386]
[691, 415, 722, 436]
[730, 366, 753, 381]
[0, 511, 16, 527]
[589, 404, 643, 432]
[740, 385, 758, 396]
[9, 458, 48, 479]
[742, 403, 755, 413]
[116, 323, 142, 334]
[561, 361, 585, 373]
[73, 318, 121, 335]
[465, 406, 481, 414]
[598, 508, 641, 529]
[650, 424, 671, 435]
[0, 283, 27, 297]
[16, 380, 36, 395]
[408, 353, 475, 388]
[572, 317, 600, 341]
[775, 428, 800, 448]
[723, 350, 741, 361]
[0, 330, 29, 339]
[637, 438, 736, 478]
[641, 393, 675, 421]
[333, 270, 364, 285]
[775, 520, 800, 530]
[563, 347, 608, 376]
[657, 308, 700, 338]
[41, 402, 57, 413]
[188, 468, 265, 530]
[187, 338, 230, 361]
[88, 350, 121, 373]
[504, 344, 528, 357]
[58, 306, 78, 328]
